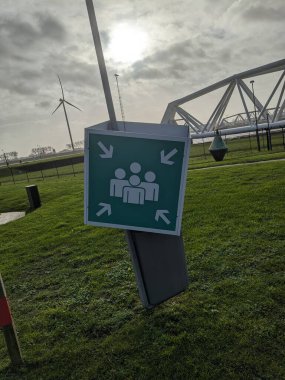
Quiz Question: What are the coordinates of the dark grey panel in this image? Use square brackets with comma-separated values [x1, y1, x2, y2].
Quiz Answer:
[25, 185, 41, 210]
[127, 231, 188, 307]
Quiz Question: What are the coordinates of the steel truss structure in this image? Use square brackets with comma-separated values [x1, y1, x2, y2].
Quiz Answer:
[161, 59, 285, 138]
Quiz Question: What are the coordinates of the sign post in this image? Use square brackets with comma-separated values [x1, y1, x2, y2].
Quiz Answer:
[85, 0, 190, 308]
[85, 122, 190, 236]
[85, 121, 190, 307]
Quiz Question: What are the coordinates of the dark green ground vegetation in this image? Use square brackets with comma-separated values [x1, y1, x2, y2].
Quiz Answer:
[0, 161, 284, 379]
[1, 130, 284, 184]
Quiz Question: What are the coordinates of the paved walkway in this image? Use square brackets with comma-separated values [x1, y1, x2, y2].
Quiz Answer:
[0, 212, 25, 225]
[190, 157, 285, 171]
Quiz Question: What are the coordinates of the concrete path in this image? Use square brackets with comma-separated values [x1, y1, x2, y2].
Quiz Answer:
[190, 157, 285, 171]
[0, 212, 25, 225]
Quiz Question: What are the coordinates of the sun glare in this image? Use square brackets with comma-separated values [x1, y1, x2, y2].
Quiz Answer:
[108, 24, 148, 64]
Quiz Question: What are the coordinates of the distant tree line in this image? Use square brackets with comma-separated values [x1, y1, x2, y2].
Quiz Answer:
[66, 140, 84, 150]
[0, 151, 18, 164]
[30, 146, 56, 157]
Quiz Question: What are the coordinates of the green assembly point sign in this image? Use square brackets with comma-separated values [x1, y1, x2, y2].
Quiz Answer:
[85, 125, 190, 235]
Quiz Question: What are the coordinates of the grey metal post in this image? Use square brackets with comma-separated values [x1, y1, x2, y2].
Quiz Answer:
[85, 0, 118, 131]
[266, 113, 270, 151]
[250, 80, 261, 152]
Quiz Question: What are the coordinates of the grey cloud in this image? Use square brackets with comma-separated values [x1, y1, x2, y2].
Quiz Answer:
[42, 52, 100, 88]
[36, 100, 52, 109]
[36, 13, 66, 41]
[131, 68, 166, 80]
[127, 39, 209, 81]
[0, 12, 66, 50]
[206, 27, 227, 40]
[243, 5, 285, 22]
[8, 80, 35, 96]
[0, 19, 38, 47]
[21, 70, 42, 80]
[0, 48, 98, 98]
[100, 30, 110, 47]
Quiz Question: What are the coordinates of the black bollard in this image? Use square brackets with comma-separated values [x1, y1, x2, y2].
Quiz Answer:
[25, 185, 41, 210]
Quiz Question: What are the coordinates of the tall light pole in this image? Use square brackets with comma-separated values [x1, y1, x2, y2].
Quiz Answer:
[250, 80, 261, 152]
[114, 74, 126, 130]
[266, 112, 272, 151]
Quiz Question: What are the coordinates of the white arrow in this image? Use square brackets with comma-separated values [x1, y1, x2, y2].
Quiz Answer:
[97, 141, 113, 158]
[96, 203, 111, 217]
[155, 210, 171, 225]
[160, 148, 178, 165]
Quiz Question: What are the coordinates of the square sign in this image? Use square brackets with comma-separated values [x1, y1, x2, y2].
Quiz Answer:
[84, 121, 190, 235]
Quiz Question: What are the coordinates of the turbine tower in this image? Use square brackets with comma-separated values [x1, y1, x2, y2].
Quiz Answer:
[52, 75, 82, 151]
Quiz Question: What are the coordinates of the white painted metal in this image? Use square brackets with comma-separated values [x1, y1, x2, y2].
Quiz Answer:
[257, 71, 285, 122]
[191, 120, 285, 140]
[272, 80, 285, 122]
[176, 107, 202, 133]
[276, 98, 285, 121]
[162, 59, 285, 136]
[84, 121, 191, 235]
[205, 81, 236, 132]
[238, 81, 252, 124]
[239, 80, 263, 113]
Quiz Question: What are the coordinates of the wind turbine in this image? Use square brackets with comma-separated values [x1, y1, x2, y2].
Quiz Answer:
[52, 75, 82, 151]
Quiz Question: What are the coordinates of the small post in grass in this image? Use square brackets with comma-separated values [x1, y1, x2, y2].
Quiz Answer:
[71, 158, 76, 177]
[249, 132, 252, 152]
[25, 184, 41, 210]
[54, 162, 60, 179]
[25, 169, 29, 183]
[0, 274, 23, 366]
[266, 113, 272, 151]
[202, 137, 206, 158]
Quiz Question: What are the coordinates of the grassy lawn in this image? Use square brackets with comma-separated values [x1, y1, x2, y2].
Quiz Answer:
[0, 161, 284, 379]
[1, 130, 284, 185]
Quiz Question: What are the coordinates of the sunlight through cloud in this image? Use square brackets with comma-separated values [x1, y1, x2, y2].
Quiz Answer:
[107, 24, 148, 64]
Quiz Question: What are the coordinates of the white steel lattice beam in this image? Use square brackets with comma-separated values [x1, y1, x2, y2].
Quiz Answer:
[203, 81, 234, 132]
[212, 81, 236, 131]
[236, 79, 252, 125]
[257, 70, 285, 122]
[276, 98, 285, 121]
[176, 107, 203, 133]
[161, 59, 285, 132]
[238, 80, 264, 112]
[272, 80, 285, 121]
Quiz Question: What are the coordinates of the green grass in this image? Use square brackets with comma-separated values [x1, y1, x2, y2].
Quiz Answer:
[1, 130, 284, 184]
[0, 161, 284, 379]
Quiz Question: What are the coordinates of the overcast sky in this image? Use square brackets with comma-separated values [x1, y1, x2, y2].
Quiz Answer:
[1, 0, 284, 156]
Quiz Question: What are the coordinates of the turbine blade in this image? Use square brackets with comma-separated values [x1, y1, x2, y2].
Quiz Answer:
[64, 100, 82, 112]
[57, 74, 64, 99]
[51, 101, 63, 115]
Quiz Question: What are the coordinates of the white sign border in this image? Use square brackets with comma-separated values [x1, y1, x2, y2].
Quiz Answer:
[84, 124, 190, 236]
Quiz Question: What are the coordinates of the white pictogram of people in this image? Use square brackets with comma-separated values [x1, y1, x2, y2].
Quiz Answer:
[110, 162, 159, 205]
